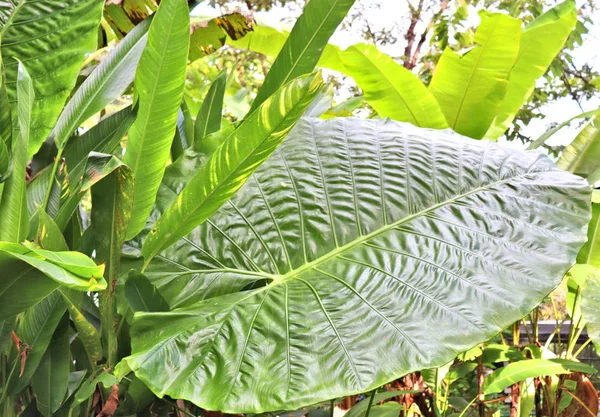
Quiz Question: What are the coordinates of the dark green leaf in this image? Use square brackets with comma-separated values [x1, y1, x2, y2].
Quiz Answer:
[125, 271, 170, 313]
[32, 313, 70, 417]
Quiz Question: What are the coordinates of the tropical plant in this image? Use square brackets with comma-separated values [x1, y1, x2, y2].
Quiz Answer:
[0, 0, 596, 416]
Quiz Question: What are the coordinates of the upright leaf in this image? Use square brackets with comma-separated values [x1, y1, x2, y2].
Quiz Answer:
[577, 193, 600, 268]
[125, 117, 590, 412]
[339, 44, 447, 129]
[142, 72, 324, 262]
[429, 12, 521, 139]
[0, 0, 103, 157]
[0, 62, 33, 243]
[50, 18, 151, 149]
[485, 1, 577, 139]
[528, 108, 600, 150]
[249, 0, 355, 111]
[123, 0, 190, 239]
[0, 54, 11, 146]
[557, 116, 600, 184]
[92, 159, 134, 366]
[31, 313, 70, 417]
[195, 69, 227, 142]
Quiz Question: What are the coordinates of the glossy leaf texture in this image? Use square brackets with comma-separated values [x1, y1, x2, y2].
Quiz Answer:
[428, 12, 521, 139]
[50, 18, 151, 149]
[124, 117, 590, 412]
[142, 72, 324, 263]
[0, 62, 32, 243]
[483, 359, 596, 394]
[484, 1, 576, 139]
[123, 0, 190, 239]
[0, 0, 103, 158]
[249, 0, 355, 111]
[557, 116, 600, 184]
[339, 44, 447, 129]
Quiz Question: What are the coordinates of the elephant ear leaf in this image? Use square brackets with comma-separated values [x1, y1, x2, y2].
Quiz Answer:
[123, 117, 590, 413]
[0, 0, 104, 158]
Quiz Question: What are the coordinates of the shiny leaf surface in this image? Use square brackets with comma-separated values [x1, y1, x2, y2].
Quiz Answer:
[125, 117, 590, 412]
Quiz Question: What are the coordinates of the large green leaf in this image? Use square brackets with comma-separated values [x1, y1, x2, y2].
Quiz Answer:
[556, 116, 600, 184]
[91, 156, 134, 366]
[484, 1, 577, 139]
[123, 117, 590, 412]
[483, 359, 596, 394]
[123, 0, 190, 239]
[142, 72, 324, 263]
[249, 0, 355, 111]
[49, 18, 151, 149]
[0, 61, 33, 243]
[0, 54, 12, 147]
[428, 12, 521, 139]
[31, 313, 70, 417]
[338, 44, 447, 129]
[577, 198, 600, 268]
[0, 0, 103, 158]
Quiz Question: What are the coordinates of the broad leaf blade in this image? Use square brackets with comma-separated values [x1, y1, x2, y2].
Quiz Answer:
[485, 1, 577, 139]
[50, 18, 151, 149]
[581, 268, 600, 350]
[429, 12, 521, 139]
[123, 0, 190, 239]
[0, 0, 103, 158]
[249, 0, 355, 111]
[577, 201, 600, 267]
[126, 117, 590, 412]
[339, 44, 447, 129]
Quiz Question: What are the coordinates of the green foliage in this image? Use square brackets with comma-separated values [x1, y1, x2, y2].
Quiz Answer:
[0, 1, 597, 416]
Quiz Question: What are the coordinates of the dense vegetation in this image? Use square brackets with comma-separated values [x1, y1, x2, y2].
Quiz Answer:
[0, 0, 599, 416]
